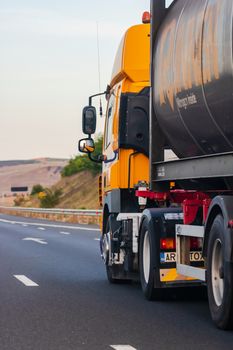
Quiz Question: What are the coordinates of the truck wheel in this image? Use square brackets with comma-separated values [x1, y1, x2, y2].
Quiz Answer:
[207, 214, 233, 329]
[139, 218, 162, 300]
[104, 215, 125, 284]
[106, 264, 125, 284]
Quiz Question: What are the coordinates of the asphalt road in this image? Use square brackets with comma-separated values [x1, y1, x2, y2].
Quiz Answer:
[1, 213, 233, 350]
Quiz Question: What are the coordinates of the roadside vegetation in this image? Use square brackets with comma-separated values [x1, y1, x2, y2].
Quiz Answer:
[31, 184, 44, 195]
[14, 186, 63, 209]
[38, 188, 63, 208]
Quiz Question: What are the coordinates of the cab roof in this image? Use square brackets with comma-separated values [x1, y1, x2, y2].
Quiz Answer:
[110, 23, 150, 88]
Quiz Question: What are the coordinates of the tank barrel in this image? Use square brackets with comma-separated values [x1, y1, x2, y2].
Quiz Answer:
[152, 0, 233, 159]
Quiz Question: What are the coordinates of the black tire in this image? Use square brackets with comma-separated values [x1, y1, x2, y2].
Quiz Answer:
[106, 264, 125, 284]
[104, 215, 126, 284]
[139, 218, 162, 300]
[207, 214, 233, 329]
[106, 265, 117, 284]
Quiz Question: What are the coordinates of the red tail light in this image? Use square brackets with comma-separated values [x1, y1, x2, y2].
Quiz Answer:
[190, 237, 202, 250]
[160, 238, 176, 250]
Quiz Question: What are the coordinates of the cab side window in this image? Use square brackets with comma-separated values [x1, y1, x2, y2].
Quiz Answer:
[104, 94, 115, 149]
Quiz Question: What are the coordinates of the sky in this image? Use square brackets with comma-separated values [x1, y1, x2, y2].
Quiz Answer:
[0, 0, 173, 161]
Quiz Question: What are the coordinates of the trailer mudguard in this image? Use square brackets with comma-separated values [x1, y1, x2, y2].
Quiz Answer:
[204, 196, 233, 262]
[140, 207, 183, 288]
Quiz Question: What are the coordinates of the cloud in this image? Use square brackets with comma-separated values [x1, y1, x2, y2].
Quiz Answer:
[0, 8, 126, 39]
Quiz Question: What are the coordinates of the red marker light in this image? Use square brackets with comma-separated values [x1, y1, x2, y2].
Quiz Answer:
[190, 237, 202, 250]
[160, 238, 176, 250]
[142, 11, 151, 24]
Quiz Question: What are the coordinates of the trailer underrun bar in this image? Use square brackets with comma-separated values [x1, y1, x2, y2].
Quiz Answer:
[176, 224, 206, 282]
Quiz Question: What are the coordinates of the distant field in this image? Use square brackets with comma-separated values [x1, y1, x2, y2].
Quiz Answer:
[0, 158, 68, 168]
[0, 158, 68, 197]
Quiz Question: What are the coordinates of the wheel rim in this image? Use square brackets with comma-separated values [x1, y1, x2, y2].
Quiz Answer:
[101, 233, 109, 264]
[211, 238, 224, 306]
[143, 231, 150, 283]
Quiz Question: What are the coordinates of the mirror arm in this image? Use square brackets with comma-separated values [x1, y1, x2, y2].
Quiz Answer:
[103, 150, 118, 164]
[88, 153, 103, 164]
[89, 91, 107, 106]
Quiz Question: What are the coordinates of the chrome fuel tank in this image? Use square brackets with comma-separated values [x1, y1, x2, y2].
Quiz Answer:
[152, 0, 233, 158]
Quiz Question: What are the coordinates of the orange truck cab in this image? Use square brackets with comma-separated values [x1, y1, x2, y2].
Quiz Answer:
[101, 22, 150, 231]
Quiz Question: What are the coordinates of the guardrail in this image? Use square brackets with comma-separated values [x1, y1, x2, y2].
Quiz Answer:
[0, 206, 102, 216]
[0, 206, 102, 225]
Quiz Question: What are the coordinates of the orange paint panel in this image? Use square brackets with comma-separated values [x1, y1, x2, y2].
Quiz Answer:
[110, 24, 150, 87]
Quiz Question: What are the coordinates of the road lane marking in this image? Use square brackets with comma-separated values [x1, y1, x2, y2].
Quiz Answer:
[14, 275, 39, 287]
[37, 227, 45, 231]
[23, 237, 48, 245]
[110, 346, 137, 350]
[0, 218, 100, 231]
[94, 238, 100, 241]
[60, 231, 71, 235]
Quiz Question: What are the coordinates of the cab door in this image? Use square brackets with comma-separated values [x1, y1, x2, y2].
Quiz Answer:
[102, 86, 120, 193]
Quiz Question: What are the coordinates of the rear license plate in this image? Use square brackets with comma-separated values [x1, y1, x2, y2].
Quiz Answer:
[160, 251, 203, 263]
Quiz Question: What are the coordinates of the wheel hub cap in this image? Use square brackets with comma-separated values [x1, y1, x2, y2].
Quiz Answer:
[143, 231, 150, 284]
[211, 238, 224, 307]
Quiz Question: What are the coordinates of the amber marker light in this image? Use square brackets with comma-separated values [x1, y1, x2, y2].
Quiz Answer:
[142, 11, 151, 24]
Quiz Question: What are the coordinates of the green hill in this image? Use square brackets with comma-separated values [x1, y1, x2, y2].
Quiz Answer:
[24, 170, 100, 209]
[53, 171, 100, 209]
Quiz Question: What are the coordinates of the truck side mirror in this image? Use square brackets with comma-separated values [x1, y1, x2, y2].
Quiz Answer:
[78, 138, 95, 154]
[82, 106, 96, 135]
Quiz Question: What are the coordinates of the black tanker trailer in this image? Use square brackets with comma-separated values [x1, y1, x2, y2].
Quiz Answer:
[153, 0, 233, 159]
[150, 0, 233, 330]
[150, 0, 233, 192]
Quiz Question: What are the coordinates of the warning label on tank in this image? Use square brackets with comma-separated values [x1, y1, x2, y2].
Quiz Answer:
[176, 93, 197, 110]
[160, 251, 203, 263]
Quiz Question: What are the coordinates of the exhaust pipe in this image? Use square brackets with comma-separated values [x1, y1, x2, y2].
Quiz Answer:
[150, 0, 166, 37]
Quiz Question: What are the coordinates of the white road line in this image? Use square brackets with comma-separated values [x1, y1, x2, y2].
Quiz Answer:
[0, 218, 100, 231]
[94, 238, 100, 241]
[110, 346, 137, 350]
[37, 227, 45, 231]
[14, 275, 39, 287]
[60, 231, 70, 235]
[23, 237, 48, 245]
